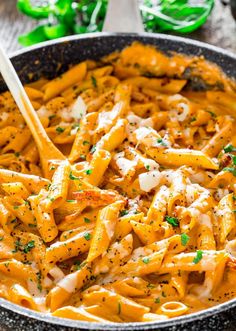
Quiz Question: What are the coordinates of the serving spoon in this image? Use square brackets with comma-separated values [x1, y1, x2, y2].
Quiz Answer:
[0, 44, 65, 178]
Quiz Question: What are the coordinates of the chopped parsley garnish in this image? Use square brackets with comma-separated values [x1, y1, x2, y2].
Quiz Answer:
[56, 126, 65, 133]
[74, 261, 81, 270]
[49, 114, 56, 120]
[205, 110, 216, 118]
[66, 199, 76, 203]
[157, 138, 167, 146]
[165, 216, 179, 227]
[74, 261, 87, 271]
[222, 167, 236, 176]
[142, 257, 150, 264]
[162, 291, 166, 297]
[13, 206, 19, 210]
[90, 145, 96, 154]
[69, 171, 80, 180]
[91, 76, 97, 88]
[23, 240, 35, 253]
[14, 152, 20, 157]
[224, 144, 236, 153]
[82, 140, 90, 146]
[190, 117, 196, 122]
[232, 155, 236, 166]
[84, 233, 91, 241]
[0, 236, 4, 241]
[120, 210, 129, 217]
[85, 169, 92, 175]
[50, 166, 56, 171]
[72, 123, 80, 129]
[154, 297, 160, 303]
[28, 223, 37, 228]
[193, 250, 203, 264]
[147, 283, 155, 289]
[145, 164, 150, 171]
[181, 233, 190, 246]
[84, 217, 91, 223]
[12, 239, 21, 253]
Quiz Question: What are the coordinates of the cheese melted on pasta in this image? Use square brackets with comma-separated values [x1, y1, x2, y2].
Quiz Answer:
[0, 42, 236, 323]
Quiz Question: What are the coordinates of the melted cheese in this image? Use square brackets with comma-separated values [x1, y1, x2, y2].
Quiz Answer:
[71, 96, 87, 120]
[139, 170, 161, 192]
[58, 272, 78, 293]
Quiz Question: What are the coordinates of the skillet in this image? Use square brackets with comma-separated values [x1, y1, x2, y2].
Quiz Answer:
[0, 1, 236, 330]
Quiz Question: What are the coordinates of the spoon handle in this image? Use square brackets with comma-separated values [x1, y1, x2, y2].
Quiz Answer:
[0, 45, 65, 164]
[103, 0, 144, 33]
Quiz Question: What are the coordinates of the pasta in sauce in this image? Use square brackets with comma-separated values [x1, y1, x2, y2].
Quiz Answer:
[0, 42, 236, 323]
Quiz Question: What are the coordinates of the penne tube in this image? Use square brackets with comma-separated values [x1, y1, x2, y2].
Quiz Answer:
[147, 148, 219, 170]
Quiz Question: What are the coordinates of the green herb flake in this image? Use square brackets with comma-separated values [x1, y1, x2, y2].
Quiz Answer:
[147, 283, 155, 289]
[82, 140, 90, 146]
[85, 169, 92, 175]
[84, 232, 91, 241]
[232, 155, 236, 166]
[181, 233, 190, 246]
[14, 152, 20, 157]
[224, 144, 236, 153]
[165, 215, 179, 227]
[155, 297, 160, 303]
[120, 210, 129, 217]
[12, 239, 21, 253]
[84, 217, 91, 223]
[49, 114, 56, 120]
[145, 164, 150, 171]
[157, 138, 167, 146]
[23, 240, 35, 254]
[222, 167, 236, 176]
[74, 260, 81, 270]
[193, 250, 203, 264]
[28, 223, 37, 228]
[190, 117, 196, 122]
[205, 110, 216, 118]
[13, 206, 19, 210]
[69, 171, 80, 180]
[90, 145, 96, 154]
[66, 199, 76, 203]
[56, 126, 65, 133]
[72, 123, 80, 129]
[0, 236, 4, 241]
[142, 257, 150, 264]
[91, 76, 97, 88]
[162, 291, 167, 297]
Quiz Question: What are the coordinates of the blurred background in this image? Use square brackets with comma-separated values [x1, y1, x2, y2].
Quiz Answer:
[0, 0, 235, 53]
